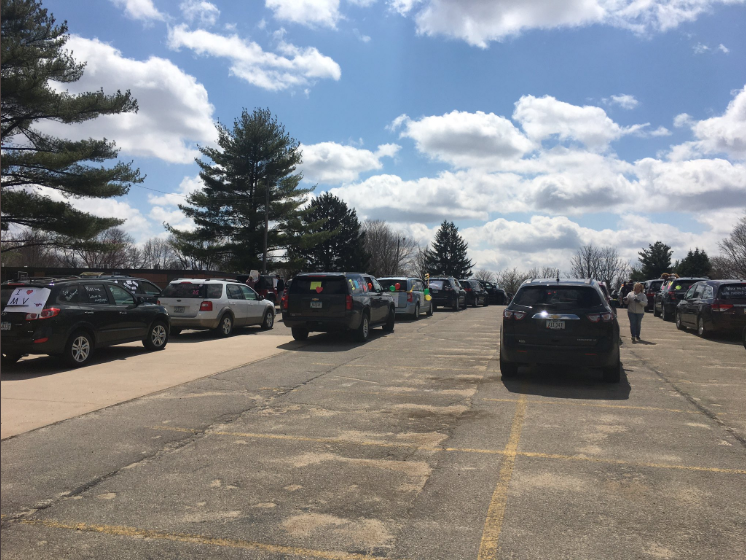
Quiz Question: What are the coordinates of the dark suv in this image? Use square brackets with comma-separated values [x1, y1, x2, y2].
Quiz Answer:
[94, 275, 163, 304]
[282, 273, 395, 342]
[459, 279, 488, 307]
[1, 278, 170, 367]
[428, 277, 466, 311]
[500, 279, 621, 382]
[643, 279, 664, 312]
[676, 280, 746, 337]
[654, 277, 708, 321]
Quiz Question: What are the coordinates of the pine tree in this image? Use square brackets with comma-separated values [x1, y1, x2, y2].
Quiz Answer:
[168, 108, 317, 272]
[424, 221, 473, 278]
[675, 248, 712, 277]
[1, 0, 143, 247]
[638, 241, 673, 279]
[292, 193, 369, 272]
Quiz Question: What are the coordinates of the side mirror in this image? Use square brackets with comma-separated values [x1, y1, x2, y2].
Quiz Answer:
[258, 295, 264, 301]
[135, 295, 145, 305]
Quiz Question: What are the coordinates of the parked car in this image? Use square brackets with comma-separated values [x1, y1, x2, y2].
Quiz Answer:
[643, 279, 664, 312]
[378, 277, 433, 319]
[478, 281, 502, 304]
[282, 272, 395, 342]
[459, 279, 488, 307]
[428, 277, 466, 311]
[1, 278, 170, 367]
[743, 326, 746, 350]
[159, 278, 275, 336]
[237, 274, 279, 304]
[500, 278, 621, 382]
[675, 280, 746, 338]
[654, 277, 708, 321]
[95, 275, 163, 304]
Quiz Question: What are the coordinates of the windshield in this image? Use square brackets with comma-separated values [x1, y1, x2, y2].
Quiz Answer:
[513, 286, 603, 308]
[289, 276, 349, 295]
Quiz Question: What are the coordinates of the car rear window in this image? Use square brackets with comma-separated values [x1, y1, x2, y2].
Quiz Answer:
[2, 286, 51, 311]
[513, 286, 603, 308]
[162, 283, 222, 298]
[647, 280, 663, 291]
[289, 276, 348, 295]
[429, 280, 445, 290]
[669, 280, 698, 292]
[718, 284, 746, 299]
[379, 279, 408, 291]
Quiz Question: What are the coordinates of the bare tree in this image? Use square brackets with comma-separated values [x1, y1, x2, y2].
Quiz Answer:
[56, 228, 140, 269]
[141, 237, 178, 269]
[570, 244, 629, 286]
[362, 220, 418, 277]
[1, 229, 61, 267]
[718, 214, 746, 278]
[473, 269, 496, 282]
[495, 268, 533, 294]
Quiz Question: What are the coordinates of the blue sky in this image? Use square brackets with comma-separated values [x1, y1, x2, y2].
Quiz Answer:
[38, 0, 746, 272]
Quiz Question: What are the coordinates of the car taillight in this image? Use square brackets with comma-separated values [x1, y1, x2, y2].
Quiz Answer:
[25, 313, 39, 321]
[39, 307, 60, 319]
[407, 293, 413, 303]
[587, 312, 613, 323]
[464, 288, 472, 292]
[503, 310, 526, 320]
[711, 301, 733, 312]
[345, 295, 353, 310]
[200, 301, 213, 311]
[157, 300, 160, 305]
[282, 295, 288, 310]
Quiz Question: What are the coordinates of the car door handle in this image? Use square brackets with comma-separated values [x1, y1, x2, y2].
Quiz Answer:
[85, 311, 94, 315]
[119, 311, 127, 315]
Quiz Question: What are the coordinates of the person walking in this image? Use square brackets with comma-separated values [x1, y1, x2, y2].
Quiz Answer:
[625, 282, 647, 342]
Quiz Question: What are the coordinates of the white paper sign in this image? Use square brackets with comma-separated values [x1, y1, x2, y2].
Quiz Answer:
[4, 287, 51, 312]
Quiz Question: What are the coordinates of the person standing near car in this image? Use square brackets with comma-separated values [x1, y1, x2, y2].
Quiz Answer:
[625, 282, 647, 342]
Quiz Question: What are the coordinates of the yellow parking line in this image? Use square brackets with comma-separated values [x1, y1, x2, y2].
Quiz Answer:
[18, 519, 394, 560]
[483, 398, 705, 415]
[477, 395, 527, 560]
[150, 427, 746, 475]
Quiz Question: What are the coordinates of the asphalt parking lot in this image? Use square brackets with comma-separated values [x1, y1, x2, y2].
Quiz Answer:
[2, 307, 745, 559]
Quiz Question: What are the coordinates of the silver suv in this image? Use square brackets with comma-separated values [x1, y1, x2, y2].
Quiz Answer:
[159, 279, 275, 336]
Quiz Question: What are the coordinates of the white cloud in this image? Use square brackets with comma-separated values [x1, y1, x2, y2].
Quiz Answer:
[180, 0, 220, 26]
[673, 113, 694, 128]
[395, 0, 745, 48]
[605, 94, 639, 110]
[693, 42, 710, 54]
[111, 0, 165, 21]
[718, 43, 730, 53]
[691, 85, 746, 160]
[38, 36, 217, 164]
[300, 142, 400, 184]
[394, 110, 536, 167]
[266, 0, 341, 28]
[649, 126, 672, 136]
[513, 95, 646, 151]
[354, 28, 372, 42]
[168, 25, 341, 91]
[147, 175, 204, 231]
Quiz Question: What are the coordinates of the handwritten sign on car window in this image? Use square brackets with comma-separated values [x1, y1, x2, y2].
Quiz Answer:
[310, 281, 322, 291]
[4, 288, 51, 312]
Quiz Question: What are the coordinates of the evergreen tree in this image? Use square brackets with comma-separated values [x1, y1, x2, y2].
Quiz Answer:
[292, 193, 368, 272]
[675, 248, 712, 277]
[169, 108, 320, 272]
[424, 221, 473, 278]
[638, 241, 673, 279]
[1, 0, 142, 246]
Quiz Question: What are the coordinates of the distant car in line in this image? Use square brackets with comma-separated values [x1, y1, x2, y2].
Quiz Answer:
[159, 278, 275, 336]
[1, 278, 169, 367]
[377, 277, 433, 319]
[675, 280, 746, 338]
[428, 277, 466, 311]
[643, 279, 664, 312]
[478, 281, 503, 305]
[459, 279, 488, 307]
[654, 277, 708, 321]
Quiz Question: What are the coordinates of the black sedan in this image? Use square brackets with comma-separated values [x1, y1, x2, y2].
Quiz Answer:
[675, 280, 746, 337]
[1, 278, 170, 367]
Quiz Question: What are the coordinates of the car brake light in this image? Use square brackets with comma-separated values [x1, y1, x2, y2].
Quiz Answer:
[345, 295, 353, 311]
[464, 288, 472, 292]
[157, 300, 160, 305]
[39, 307, 60, 319]
[503, 310, 526, 320]
[25, 313, 39, 321]
[711, 302, 733, 312]
[407, 293, 413, 303]
[587, 312, 613, 323]
[282, 295, 288, 310]
[200, 301, 213, 311]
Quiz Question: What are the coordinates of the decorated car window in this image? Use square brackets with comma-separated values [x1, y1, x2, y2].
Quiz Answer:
[121, 279, 139, 293]
[289, 277, 348, 295]
[703, 286, 714, 299]
[429, 280, 445, 290]
[56, 285, 81, 303]
[162, 283, 204, 298]
[84, 284, 110, 305]
[719, 284, 746, 299]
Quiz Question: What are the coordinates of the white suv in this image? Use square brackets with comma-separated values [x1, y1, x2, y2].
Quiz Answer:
[159, 279, 275, 336]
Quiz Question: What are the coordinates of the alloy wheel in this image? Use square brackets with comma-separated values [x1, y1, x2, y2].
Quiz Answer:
[151, 324, 167, 347]
[71, 336, 90, 363]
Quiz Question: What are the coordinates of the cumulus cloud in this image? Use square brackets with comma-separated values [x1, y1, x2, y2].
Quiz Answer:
[111, 0, 166, 21]
[691, 85, 746, 160]
[168, 25, 341, 91]
[38, 36, 217, 164]
[147, 175, 204, 231]
[513, 95, 646, 151]
[180, 0, 220, 26]
[718, 43, 730, 53]
[673, 113, 694, 128]
[604, 94, 639, 109]
[394, 0, 745, 48]
[649, 126, 672, 136]
[266, 0, 341, 28]
[300, 142, 401, 183]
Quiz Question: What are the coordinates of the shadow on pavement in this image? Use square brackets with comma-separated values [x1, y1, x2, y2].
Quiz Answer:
[277, 330, 394, 352]
[501, 364, 632, 400]
[168, 326, 265, 344]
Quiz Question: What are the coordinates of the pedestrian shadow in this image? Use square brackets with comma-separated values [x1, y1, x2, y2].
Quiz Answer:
[632, 339, 657, 346]
[500, 364, 632, 400]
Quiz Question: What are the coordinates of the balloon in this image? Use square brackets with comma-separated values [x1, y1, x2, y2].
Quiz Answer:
[425, 295, 432, 301]
[395, 283, 401, 290]
[389, 285, 395, 291]
[423, 288, 430, 295]
[368, 283, 373, 290]
[315, 286, 323, 293]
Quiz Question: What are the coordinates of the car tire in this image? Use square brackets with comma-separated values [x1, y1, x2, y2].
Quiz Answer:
[355, 312, 370, 342]
[1, 352, 23, 366]
[452, 300, 459, 311]
[143, 321, 169, 351]
[215, 314, 233, 337]
[427, 302, 433, 316]
[291, 327, 309, 341]
[261, 310, 275, 330]
[170, 327, 182, 336]
[653, 304, 661, 317]
[603, 359, 621, 383]
[413, 303, 420, 320]
[64, 330, 93, 367]
[500, 357, 519, 377]
[383, 307, 395, 332]
[697, 316, 709, 338]
[675, 312, 685, 331]
[483, 297, 489, 307]
[661, 304, 669, 321]
[742, 326, 746, 350]
[472, 297, 478, 308]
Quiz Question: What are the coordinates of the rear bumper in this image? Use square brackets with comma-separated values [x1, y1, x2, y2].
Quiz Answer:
[709, 314, 746, 333]
[282, 313, 359, 332]
[501, 329, 619, 368]
[431, 293, 458, 306]
[170, 316, 220, 329]
[2, 335, 66, 356]
[395, 302, 417, 315]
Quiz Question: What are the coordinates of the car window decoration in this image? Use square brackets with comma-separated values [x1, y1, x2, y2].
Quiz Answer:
[57, 285, 80, 303]
[720, 284, 746, 299]
[310, 281, 322, 291]
[85, 284, 109, 305]
[122, 279, 139, 292]
[4, 287, 51, 312]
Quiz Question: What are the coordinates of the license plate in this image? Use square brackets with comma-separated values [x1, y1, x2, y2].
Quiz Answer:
[547, 320, 565, 329]
[310, 302, 322, 309]
[1, 322, 11, 331]
[174, 306, 185, 313]
[431, 289, 439, 294]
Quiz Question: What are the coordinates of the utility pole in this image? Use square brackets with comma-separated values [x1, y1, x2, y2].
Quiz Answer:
[395, 237, 401, 275]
